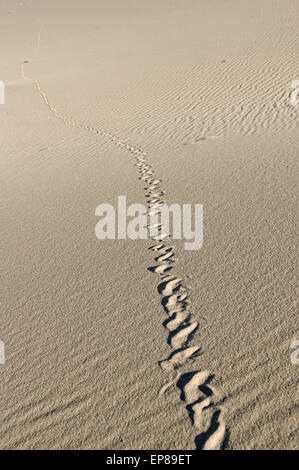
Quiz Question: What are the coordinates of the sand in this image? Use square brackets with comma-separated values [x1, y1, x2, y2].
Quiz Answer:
[0, 0, 298, 450]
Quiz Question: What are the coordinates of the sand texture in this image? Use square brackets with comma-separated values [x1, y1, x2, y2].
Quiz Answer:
[0, 0, 298, 450]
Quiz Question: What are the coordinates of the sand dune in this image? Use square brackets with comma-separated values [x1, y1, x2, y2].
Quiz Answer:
[0, 0, 298, 450]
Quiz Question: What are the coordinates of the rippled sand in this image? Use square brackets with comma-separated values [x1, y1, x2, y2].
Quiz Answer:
[0, 0, 297, 449]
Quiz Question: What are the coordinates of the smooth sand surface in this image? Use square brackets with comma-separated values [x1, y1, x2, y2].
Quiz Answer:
[0, 0, 298, 449]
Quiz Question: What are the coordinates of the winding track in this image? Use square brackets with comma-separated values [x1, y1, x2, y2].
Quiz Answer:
[20, 19, 228, 450]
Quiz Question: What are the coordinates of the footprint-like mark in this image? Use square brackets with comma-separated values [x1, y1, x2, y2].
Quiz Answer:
[169, 321, 198, 349]
[159, 346, 201, 372]
[155, 251, 175, 264]
[148, 264, 173, 275]
[162, 292, 189, 315]
[177, 371, 227, 450]
[158, 277, 182, 296]
[164, 311, 190, 331]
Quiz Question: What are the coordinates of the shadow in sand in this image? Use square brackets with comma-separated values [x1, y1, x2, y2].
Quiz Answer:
[194, 410, 227, 450]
